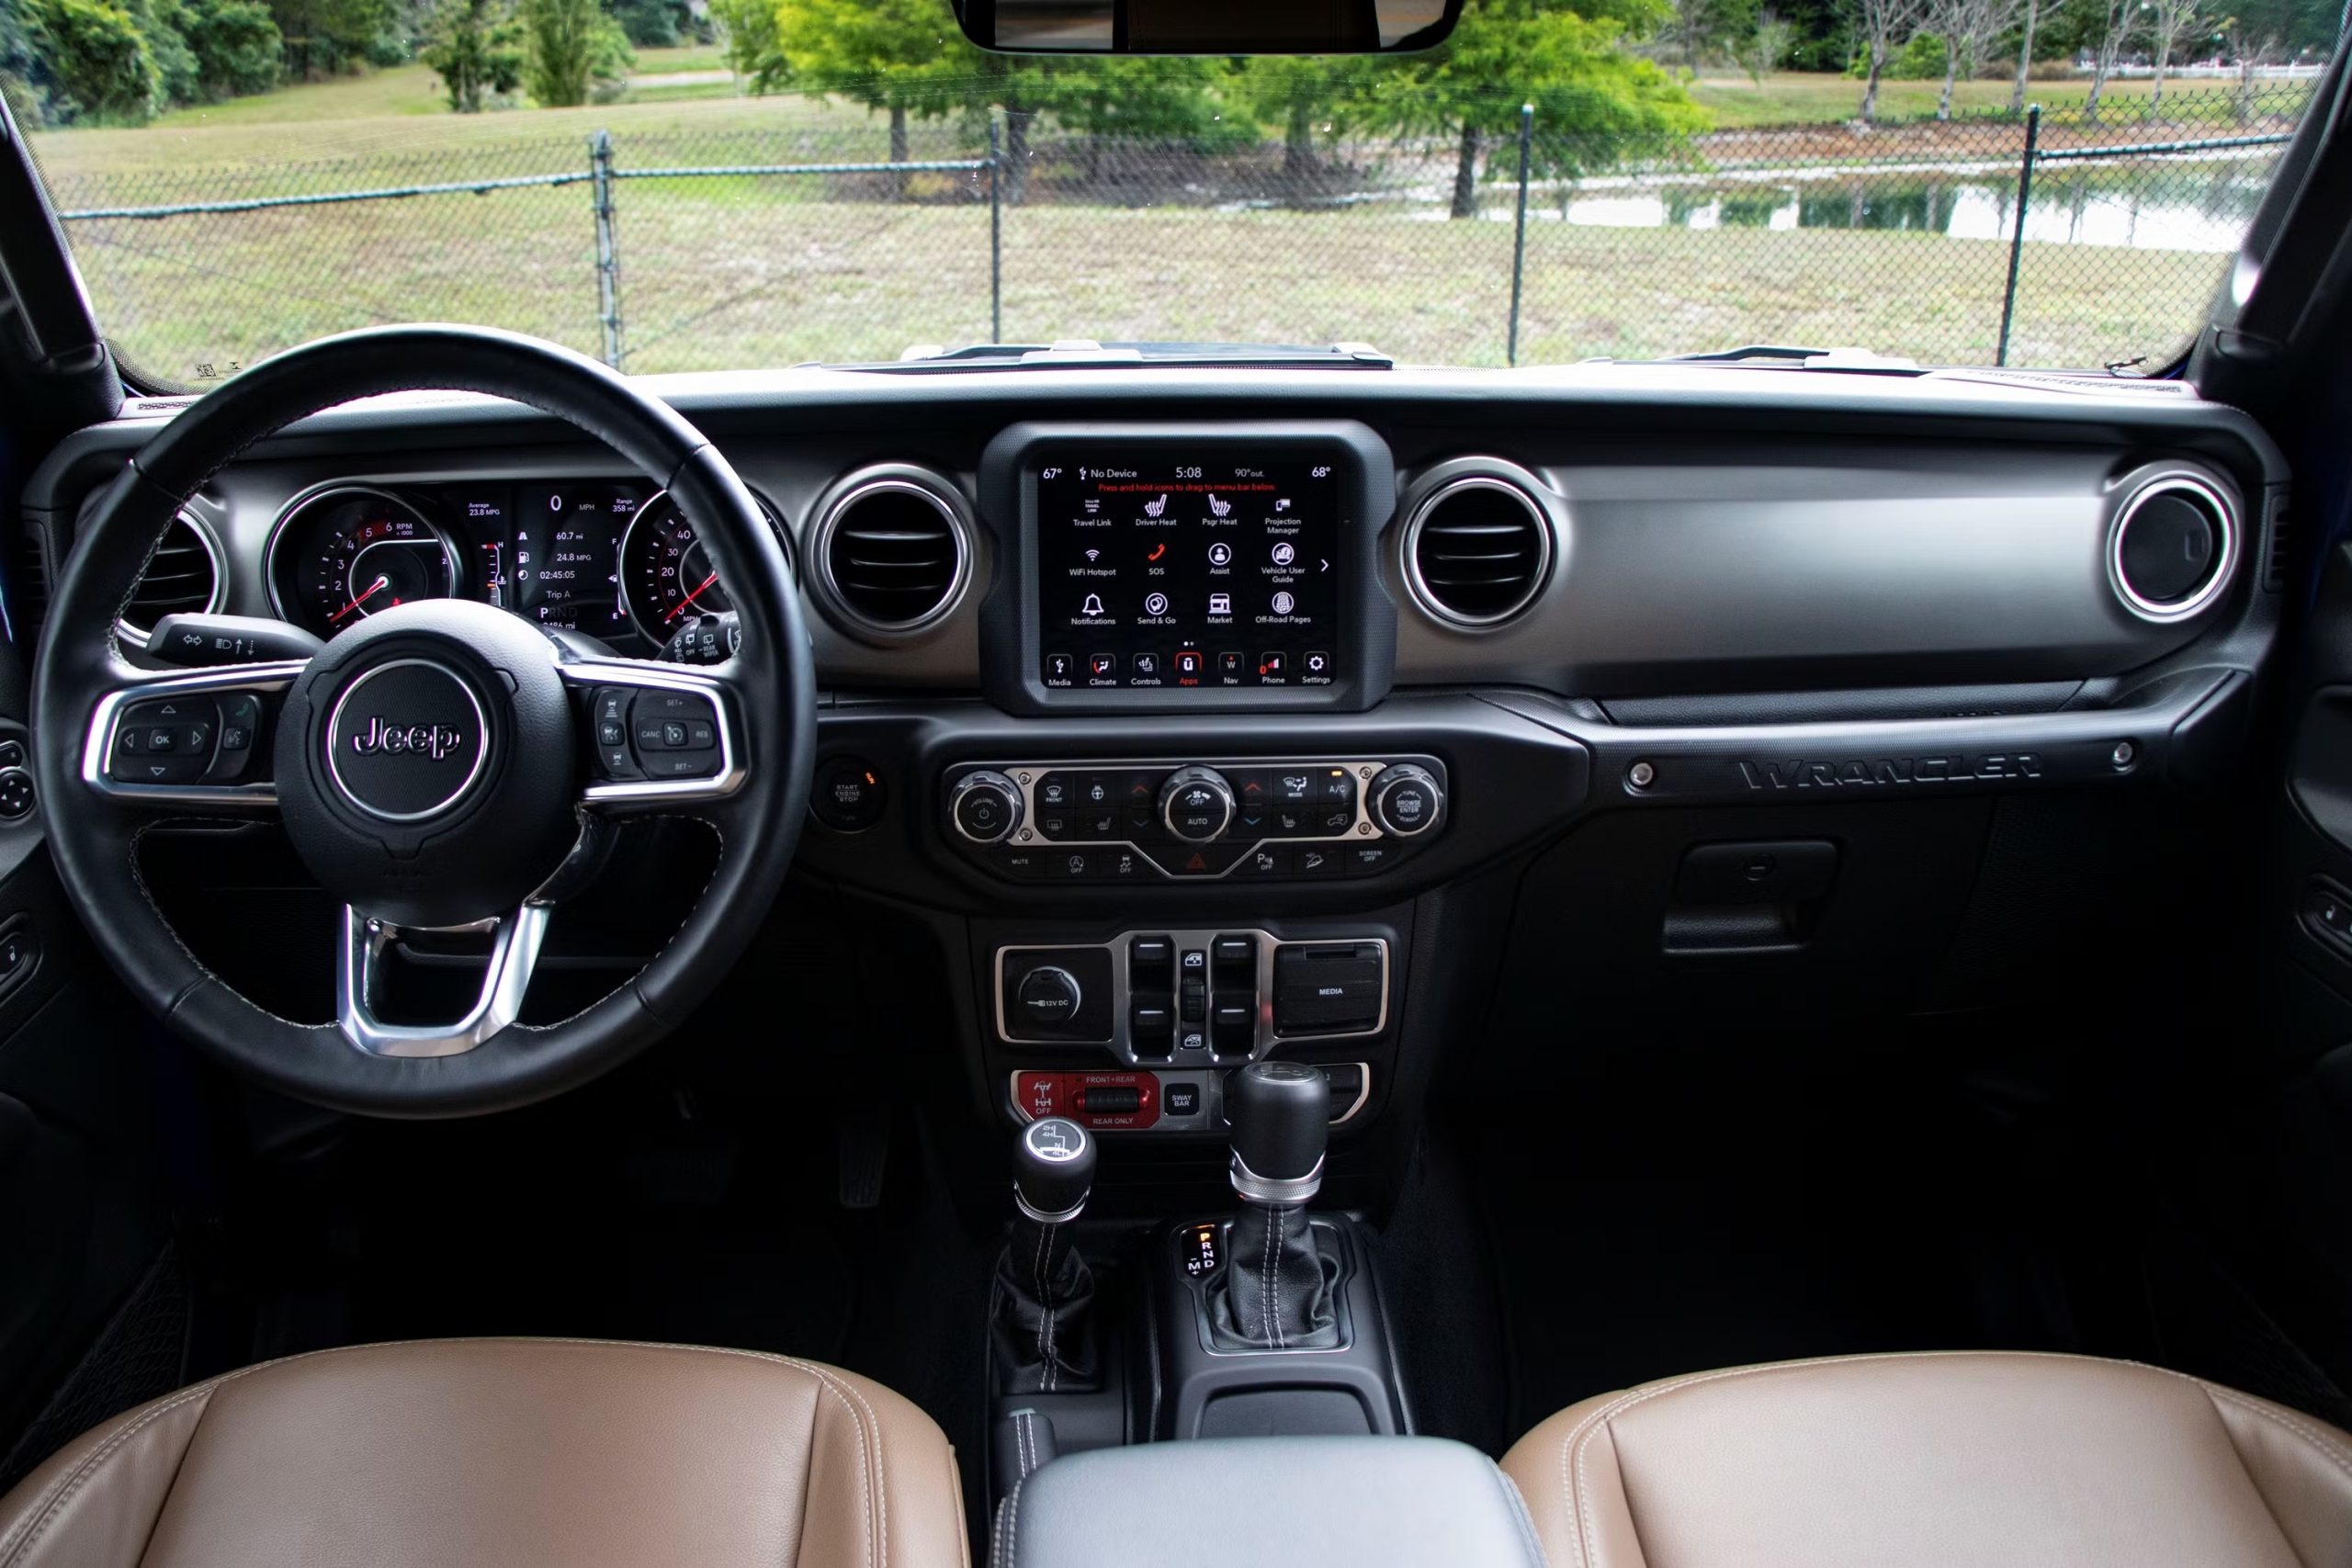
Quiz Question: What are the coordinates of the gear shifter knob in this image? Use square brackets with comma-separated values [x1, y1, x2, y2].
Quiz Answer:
[1014, 1117, 1096, 1223]
[1227, 1061, 1328, 1204]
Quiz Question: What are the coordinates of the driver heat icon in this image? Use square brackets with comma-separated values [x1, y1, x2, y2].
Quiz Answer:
[1144, 493, 1169, 517]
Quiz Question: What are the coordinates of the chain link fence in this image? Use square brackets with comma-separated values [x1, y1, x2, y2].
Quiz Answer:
[30, 80, 2312, 382]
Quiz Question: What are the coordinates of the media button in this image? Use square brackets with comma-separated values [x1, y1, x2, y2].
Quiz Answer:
[1044, 652, 1075, 685]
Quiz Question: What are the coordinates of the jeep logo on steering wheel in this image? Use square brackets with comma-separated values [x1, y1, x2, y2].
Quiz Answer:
[324, 658, 491, 823]
[349, 716, 467, 761]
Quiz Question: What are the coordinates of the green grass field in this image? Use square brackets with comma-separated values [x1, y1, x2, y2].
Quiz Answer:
[26, 65, 2276, 380]
[1684, 69, 2186, 129]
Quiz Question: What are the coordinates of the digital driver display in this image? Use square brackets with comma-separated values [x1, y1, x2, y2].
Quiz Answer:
[1035, 457, 1341, 691]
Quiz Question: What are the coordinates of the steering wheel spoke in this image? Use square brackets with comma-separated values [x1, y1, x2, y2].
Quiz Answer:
[82, 659, 305, 815]
[560, 658, 748, 819]
[337, 903, 551, 1057]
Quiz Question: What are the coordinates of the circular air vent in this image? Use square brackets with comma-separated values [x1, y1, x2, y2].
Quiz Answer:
[814, 470, 971, 640]
[1403, 473, 1554, 628]
[119, 513, 224, 644]
[2108, 471, 2235, 624]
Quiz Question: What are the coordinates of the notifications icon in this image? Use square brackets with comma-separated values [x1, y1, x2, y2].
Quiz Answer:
[1081, 593, 1104, 616]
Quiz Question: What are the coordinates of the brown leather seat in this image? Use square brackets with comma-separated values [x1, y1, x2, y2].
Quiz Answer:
[1500, 1350, 2352, 1568]
[0, 1337, 968, 1568]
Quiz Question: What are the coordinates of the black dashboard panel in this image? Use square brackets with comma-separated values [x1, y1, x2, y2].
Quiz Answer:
[978, 421, 1397, 714]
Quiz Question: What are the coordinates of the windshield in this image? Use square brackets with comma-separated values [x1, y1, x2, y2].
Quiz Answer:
[5, 0, 2333, 382]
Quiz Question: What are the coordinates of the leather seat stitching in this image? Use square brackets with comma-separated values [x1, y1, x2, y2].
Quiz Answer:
[1547, 1349, 2352, 1568]
[1001, 1473, 1025, 1567]
[2198, 1382, 2352, 1483]
[0, 1337, 907, 1568]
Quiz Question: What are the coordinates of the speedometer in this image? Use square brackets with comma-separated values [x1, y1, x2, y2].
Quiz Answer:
[267, 487, 459, 637]
[621, 491, 731, 641]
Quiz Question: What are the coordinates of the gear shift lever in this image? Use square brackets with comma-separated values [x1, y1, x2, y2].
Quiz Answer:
[991, 1118, 1099, 1392]
[1208, 1062, 1340, 1350]
[1228, 1059, 1329, 1203]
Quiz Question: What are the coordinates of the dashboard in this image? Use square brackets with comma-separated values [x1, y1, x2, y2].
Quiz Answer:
[13, 360, 2290, 1138]
[260, 479, 740, 653]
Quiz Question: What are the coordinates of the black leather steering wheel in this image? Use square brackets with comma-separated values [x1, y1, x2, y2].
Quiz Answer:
[29, 325, 816, 1117]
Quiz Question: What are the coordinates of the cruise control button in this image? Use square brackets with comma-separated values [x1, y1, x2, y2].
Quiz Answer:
[641, 753, 722, 780]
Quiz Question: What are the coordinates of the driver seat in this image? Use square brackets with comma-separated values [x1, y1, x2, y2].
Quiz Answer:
[0, 1338, 969, 1567]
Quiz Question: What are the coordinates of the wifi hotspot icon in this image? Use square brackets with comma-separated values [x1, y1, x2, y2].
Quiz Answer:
[1085, 548, 1100, 561]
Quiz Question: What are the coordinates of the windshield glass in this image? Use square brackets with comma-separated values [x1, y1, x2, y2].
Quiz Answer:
[5, 0, 2333, 381]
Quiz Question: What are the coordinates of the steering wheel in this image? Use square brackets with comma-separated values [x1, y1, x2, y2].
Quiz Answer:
[29, 326, 816, 1118]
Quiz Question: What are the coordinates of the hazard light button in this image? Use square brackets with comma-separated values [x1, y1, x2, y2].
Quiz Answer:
[1138, 841, 1250, 877]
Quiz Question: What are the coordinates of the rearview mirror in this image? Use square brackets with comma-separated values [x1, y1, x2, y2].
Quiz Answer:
[954, 0, 1462, 53]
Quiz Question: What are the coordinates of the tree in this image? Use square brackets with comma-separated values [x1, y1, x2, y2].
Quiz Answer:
[1361, 0, 1706, 219]
[1922, 0, 2018, 117]
[519, 0, 628, 106]
[421, 0, 519, 107]
[2080, 0, 2127, 120]
[2141, 0, 2208, 115]
[180, 0, 283, 96]
[1849, 0, 1930, 121]
[764, 0, 968, 164]
[1736, 9, 1796, 79]
[2007, 0, 2036, 110]
[1658, 0, 1760, 70]
[708, 0, 776, 79]
[23, 0, 159, 120]
[1233, 57, 1378, 179]
[268, 0, 395, 75]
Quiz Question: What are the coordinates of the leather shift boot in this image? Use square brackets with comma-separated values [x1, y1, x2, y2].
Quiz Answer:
[990, 1214, 1098, 1393]
[1208, 1203, 1340, 1350]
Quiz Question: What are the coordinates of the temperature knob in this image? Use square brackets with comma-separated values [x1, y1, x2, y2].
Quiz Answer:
[948, 770, 1024, 844]
[1369, 764, 1444, 837]
[1158, 766, 1237, 843]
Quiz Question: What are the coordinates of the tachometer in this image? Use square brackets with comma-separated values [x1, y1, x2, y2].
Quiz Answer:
[268, 487, 459, 637]
[621, 491, 732, 641]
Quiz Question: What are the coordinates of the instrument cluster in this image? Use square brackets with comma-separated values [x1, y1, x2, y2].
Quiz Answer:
[264, 479, 744, 651]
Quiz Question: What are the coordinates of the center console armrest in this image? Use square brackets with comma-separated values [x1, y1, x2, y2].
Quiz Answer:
[991, 1437, 1548, 1568]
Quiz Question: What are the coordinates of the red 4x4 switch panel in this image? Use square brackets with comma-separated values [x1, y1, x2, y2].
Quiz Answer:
[1014, 1070, 1161, 1131]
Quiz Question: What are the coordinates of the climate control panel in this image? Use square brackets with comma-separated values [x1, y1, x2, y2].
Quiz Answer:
[943, 756, 1446, 883]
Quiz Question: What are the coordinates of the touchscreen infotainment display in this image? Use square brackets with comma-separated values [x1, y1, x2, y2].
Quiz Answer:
[1035, 457, 1341, 691]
